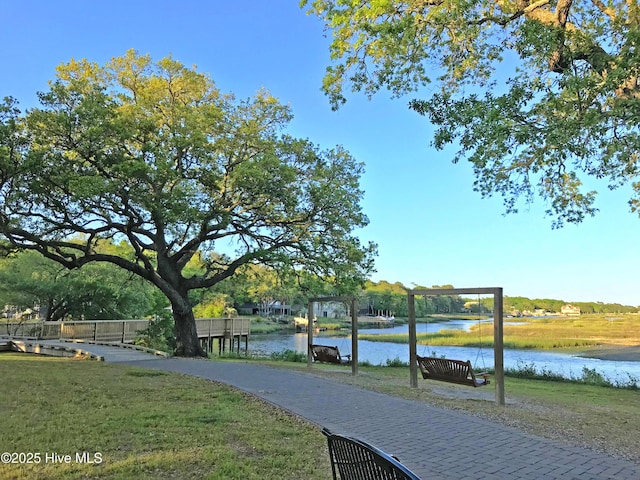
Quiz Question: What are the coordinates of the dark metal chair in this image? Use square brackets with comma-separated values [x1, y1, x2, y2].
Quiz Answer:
[323, 428, 421, 480]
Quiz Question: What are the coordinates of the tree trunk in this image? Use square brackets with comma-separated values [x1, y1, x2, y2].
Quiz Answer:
[172, 298, 207, 357]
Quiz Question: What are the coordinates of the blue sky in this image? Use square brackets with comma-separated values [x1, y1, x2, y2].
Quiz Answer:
[2, 1, 639, 306]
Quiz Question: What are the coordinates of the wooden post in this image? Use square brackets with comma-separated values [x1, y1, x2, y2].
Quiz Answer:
[494, 288, 505, 406]
[230, 318, 235, 353]
[307, 302, 314, 367]
[244, 318, 249, 355]
[236, 320, 241, 352]
[351, 298, 358, 376]
[222, 323, 226, 353]
[407, 287, 505, 405]
[408, 292, 417, 388]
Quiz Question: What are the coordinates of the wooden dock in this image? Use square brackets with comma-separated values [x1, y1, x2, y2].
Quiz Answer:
[1, 317, 251, 354]
[195, 317, 250, 354]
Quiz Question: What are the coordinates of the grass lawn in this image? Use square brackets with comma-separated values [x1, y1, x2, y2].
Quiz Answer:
[0, 354, 330, 480]
[2, 349, 639, 479]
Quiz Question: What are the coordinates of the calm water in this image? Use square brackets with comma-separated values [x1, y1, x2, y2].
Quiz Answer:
[249, 321, 640, 386]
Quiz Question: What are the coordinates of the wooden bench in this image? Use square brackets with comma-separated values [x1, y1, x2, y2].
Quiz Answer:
[323, 428, 421, 480]
[416, 355, 490, 387]
[311, 344, 351, 365]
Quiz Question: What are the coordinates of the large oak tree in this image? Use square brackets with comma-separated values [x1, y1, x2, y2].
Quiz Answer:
[0, 50, 376, 356]
[303, 0, 640, 227]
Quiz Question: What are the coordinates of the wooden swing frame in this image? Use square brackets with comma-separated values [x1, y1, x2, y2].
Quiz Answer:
[306, 296, 359, 375]
[408, 287, 505, 405]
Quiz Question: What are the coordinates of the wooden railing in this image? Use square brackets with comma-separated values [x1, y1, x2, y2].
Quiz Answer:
[1, 318, 251, 344]
[1, 319, 150, 343]
[194, 317, 251, 338]
[195, 317, 251, 354]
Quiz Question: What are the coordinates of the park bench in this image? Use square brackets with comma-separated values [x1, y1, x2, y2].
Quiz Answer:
[310, 344, 351, 365]
[323, 428, 421, 480]
[416, 355, 490, 387]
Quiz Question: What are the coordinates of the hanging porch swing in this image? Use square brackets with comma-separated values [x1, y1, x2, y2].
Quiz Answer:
[416, 294, 490, 387]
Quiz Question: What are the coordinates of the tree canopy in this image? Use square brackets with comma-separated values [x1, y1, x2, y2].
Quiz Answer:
[0, 50, 376, 356]
[0, 248, 161, 322]
[302, 0, 640, 227]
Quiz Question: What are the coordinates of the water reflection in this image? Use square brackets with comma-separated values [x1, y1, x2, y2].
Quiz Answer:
[249, 321, 640, 386]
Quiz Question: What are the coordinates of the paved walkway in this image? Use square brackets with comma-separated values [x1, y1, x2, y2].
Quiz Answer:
[23, 339, 167, 362]
[14, 340, 639, 479]
[116, 356, 639, 480]
[60, 340, 169, 362]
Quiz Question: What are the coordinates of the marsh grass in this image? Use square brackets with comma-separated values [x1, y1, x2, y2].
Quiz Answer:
[505, 362, 639, 388]
[0, 354, 330, 480]
[359, 314, 640, 351]
[502, 314, 640, 347]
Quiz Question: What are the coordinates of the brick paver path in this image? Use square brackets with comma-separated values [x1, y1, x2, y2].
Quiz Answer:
[118, 357, 640, 480]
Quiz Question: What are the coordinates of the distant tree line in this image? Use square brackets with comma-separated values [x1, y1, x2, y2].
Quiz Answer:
[2, 254, 637, 323]
[360, 282, 639, 317]
[496, 296, 639, 315]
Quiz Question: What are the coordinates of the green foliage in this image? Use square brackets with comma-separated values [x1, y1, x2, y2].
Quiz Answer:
[504, 296, 638, 315]
[0, 248, 159, 321]
[573, 301, 639, 314]
[134, 310, 176, 353]
[385, 356, 408, 367]
[579, 367, 612, 387]
[360, 281, 472, 317]
[0, 50, 376, 356]
[269, 349, 307, 363]
[304, 1, 640, 227]
[364, 280, 407, 295]
[506, 362, 637, 389]
[192, 291, 230, 318]
[506, 361, 567, 382]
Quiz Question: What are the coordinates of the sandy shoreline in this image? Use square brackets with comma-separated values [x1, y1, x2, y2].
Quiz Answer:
[577, 345, 640, 362]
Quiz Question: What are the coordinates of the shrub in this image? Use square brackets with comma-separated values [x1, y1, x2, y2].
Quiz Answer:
[135, 310, 176, 353]
[579, 367, 612, 387]
[385, 357, 408, 367]
[270, 349, 307, 363]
